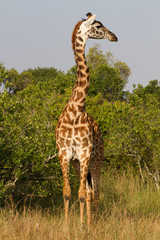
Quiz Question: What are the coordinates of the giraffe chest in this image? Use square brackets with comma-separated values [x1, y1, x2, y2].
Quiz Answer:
[56, 111, 93, 154]
[56, 110, 103, 161]
[56, 130, 93, 162]
[56, 122, 93, 148]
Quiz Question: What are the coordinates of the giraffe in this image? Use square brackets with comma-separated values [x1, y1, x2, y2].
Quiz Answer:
[55, 12, 118, 228]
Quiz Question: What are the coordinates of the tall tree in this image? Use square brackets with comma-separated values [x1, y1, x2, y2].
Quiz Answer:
[86, 44, 131, 100]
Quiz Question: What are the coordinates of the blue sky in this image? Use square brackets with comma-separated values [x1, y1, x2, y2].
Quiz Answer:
[1, 0, 160, 91]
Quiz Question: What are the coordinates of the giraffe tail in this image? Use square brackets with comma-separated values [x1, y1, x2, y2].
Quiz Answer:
[87, 172, 92, 189]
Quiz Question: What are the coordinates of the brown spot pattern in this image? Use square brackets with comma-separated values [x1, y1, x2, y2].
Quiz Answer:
[78, 36, 83, 42]
[68, 104, 76, 116]
[67, 128, 73, 138]
[78, 80, 87, 87]
[78, 105, 84, 112]
[81, 112, 87, 123]
[63, 112, 74, 125]
[75, 90, 83, 102]
[84, 86, 89, 94]
[76, 49, 83, 53]
[76, 42, 80, 47]
[86, 67, 89, 73]
[66, 139, 71, 146]
[79, 65, 85, 70]
[80, 72, 86, 78]
[77, 56, 83, 62]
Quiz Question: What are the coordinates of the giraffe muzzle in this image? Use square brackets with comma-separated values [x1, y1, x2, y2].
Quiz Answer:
[107, 30, 118, 42]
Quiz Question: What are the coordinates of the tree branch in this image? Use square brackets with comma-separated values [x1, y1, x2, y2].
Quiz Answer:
[44, 153, 58, 163]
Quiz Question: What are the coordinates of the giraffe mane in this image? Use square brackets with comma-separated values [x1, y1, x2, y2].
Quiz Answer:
[72, 20, 84, 53]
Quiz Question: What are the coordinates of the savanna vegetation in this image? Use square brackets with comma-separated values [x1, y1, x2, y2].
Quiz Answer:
[0, 44, 160, 239]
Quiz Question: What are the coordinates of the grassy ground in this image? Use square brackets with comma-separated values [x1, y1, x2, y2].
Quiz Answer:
[1, 171, 160, 240]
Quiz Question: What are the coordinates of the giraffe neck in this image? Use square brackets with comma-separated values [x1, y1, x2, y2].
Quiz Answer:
[70, 33, 89, 111]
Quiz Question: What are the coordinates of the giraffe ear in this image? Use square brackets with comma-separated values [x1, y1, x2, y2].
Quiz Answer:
[84, 14, 96, 26]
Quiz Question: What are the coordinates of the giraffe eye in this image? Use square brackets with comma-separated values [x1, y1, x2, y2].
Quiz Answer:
[96, 25, 102, 29]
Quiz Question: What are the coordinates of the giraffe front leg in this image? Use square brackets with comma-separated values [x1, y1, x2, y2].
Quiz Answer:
[59, 155, 71, 228]
[78, 156, 90, 228]
[63, 179, 71, 229]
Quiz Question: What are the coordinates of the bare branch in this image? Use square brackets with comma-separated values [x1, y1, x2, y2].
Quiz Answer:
[136, 155, 145, 183]
[44, 153, 58, 163]
[143, 160, 160, 191]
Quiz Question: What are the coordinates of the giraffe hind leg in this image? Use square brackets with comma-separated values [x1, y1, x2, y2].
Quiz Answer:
[59, 153, 72, 228]
[92, 173, 101, 220]
[86, 172, 92, 228]
[78, 156, 91, 228]
[90, 154, 102, 221]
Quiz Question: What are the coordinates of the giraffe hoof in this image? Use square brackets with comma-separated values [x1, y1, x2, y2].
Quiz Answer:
[64, 195, 70, 200]
[80, 198, 85, 203]
[63, 186, 71, 199]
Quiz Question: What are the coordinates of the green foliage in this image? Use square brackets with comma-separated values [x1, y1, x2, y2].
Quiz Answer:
[0, 64, 8, 84]
[86, 93, 160, 174]
[0, 64, 8, 91]
[89, 64, 124, 100]
[86, 44, 131, 88]
[132, 79, 160, 102]
[0, 46, 159, 208]
[114, 61, 131, 84]
[27, 67, 60, 83]
[86, 44, 131, 100]
[0, 67, 33, 93]
[9, 70, 33, 93]
[86, 44, 107, 67]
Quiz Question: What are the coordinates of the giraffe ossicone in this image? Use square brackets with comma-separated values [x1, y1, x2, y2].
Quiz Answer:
[82, 14, 96, 26]
[55, 12, 118, 229]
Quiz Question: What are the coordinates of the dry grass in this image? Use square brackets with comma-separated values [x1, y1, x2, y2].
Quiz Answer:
[1, 171, 160, 240]
[0, 207, 160, 240]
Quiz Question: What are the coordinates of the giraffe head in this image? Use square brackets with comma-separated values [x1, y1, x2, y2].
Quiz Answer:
[85, 13, 118, 41]
[72, 13, 118, 51]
